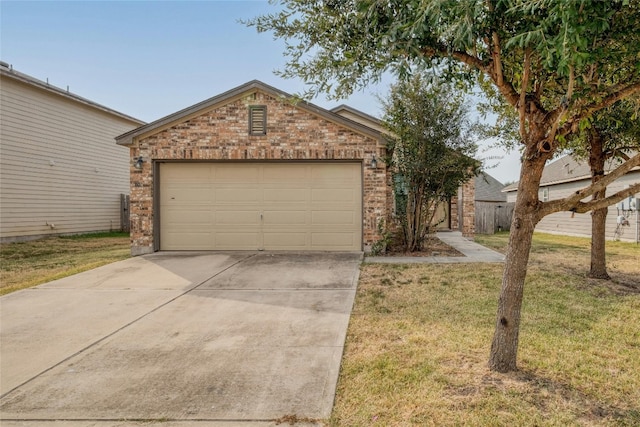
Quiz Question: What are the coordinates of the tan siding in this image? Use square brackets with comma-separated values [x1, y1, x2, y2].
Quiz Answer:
[535, 174, 640, 242]
[0, 75, 141, 241]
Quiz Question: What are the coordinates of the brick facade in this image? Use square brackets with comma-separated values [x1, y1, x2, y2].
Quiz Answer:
[452, 178, 475, 238]
[127, 89, 390, 255]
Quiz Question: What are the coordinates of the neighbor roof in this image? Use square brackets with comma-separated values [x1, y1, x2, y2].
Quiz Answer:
[0, 61, 144, 125]
[115, 80, 383, 146]
[502, 153, 639, 192]
[475, 172, 506, 202]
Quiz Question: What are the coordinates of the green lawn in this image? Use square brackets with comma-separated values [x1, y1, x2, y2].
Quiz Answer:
[331, 232, 640, 426]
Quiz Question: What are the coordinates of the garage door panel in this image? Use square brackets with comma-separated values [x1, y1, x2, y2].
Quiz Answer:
[263, 165, 308, 181]
[162, 163, 211, 180]
[311, 211, 356, 225]
[215, 211, 261, 225]
[311, 232, 356, 248]
[163, 186, 213, 203]
[215, 232, 260, 249]
[263, 188, 308, 202]
[263, 232, 307, 248]
[160, 163, 362, 251]
[214, 165, 260, 181]
[215, 188, 261, 204]
[163, 208, 213, 225]
[311, 164, 357, 181]
[162, 232, 214, 250]
[263, 211, 307, 225]
[312, 188, 357, 202]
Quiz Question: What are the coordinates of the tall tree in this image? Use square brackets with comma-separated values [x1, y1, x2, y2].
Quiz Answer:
[382, 75, 479, 252]
[246, 0, 640, 372]
[570, 99, 640, 279]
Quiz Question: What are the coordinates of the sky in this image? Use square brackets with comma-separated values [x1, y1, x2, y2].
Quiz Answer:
[1, 0, 522, 183]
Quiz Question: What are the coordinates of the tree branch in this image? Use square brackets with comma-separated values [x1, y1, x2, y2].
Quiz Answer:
[518, 48, 531, 141]
[559, 82, 640, 137]
[421, 43, 521, 108]
[571, 183, 640, 213]
[538, 152, 640, 217]
[491, 31, 504, 87]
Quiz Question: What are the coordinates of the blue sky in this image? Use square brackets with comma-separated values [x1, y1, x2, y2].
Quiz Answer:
[1, 0, 521, 183]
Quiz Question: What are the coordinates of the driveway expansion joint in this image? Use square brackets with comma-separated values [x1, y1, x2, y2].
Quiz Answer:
[1, 253, 256, 399]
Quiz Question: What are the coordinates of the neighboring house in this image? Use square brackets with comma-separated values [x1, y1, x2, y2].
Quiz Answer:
[116, 80, 475, 255]
[503, 154, 640, 242]
[0, 62, 145, 242]
[475, 172, 512, 234]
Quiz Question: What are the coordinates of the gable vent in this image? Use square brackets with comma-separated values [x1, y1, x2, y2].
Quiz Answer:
[249, 105, 267, 135]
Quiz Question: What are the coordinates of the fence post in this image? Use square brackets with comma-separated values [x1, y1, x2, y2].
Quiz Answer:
[120, 194, 130, 233]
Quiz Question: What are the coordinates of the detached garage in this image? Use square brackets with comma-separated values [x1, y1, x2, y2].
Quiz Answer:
[116, 81, 389, 255]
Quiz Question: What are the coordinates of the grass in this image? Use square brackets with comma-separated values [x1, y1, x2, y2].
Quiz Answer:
[330, 232, 640, 426]
[0, 232, 130, 296]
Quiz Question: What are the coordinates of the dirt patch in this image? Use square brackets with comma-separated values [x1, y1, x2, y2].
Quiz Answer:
[384, 235, 464, 257]
[584, 276, 640, 296]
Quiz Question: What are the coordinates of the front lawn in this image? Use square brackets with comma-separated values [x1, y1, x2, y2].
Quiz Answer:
[331, 232, 640, 426]
[0, 232, 130, 296]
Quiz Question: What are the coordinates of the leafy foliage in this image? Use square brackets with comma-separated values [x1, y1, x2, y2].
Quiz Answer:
[382, 75, 479, 251]
[246, 0, 640, 373]
[247, 0, 640, 147]
[570, 97, 640, 160]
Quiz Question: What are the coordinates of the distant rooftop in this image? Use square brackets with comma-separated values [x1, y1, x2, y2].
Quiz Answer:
[502, 153, 638, 192]
[475, 172, 506, 202]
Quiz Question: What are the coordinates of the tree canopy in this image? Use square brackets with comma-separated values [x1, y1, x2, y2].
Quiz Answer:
[247, 0, 640, 372]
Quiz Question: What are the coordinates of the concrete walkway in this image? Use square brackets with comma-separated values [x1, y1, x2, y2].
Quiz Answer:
[366, 231, 505, 263]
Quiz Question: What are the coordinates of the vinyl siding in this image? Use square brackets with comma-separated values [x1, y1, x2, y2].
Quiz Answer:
[0, 75, 141, 241]
[505, 173, 640, 242]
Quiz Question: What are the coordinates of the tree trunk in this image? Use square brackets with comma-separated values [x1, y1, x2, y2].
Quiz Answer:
[588, 131, 610, 279]
[590, 205, 609, 279]
[489, 149, 547, 372]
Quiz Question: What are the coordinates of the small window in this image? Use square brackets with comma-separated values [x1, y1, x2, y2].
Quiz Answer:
[249, 105, 267, 135]
[541, 187, 549, 202]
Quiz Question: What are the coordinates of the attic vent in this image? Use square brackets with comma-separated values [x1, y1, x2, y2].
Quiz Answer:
[249, 105, 267, 135]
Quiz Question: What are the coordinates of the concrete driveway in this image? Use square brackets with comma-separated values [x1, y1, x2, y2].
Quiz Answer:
[0, 252, 362, 426]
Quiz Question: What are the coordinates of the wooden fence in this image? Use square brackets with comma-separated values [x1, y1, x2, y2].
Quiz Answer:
[120, 194, 130, 233]
[475, 202, 514, 234]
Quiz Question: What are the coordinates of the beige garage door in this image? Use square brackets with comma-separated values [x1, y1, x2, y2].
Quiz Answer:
[159, 162, 362, 251]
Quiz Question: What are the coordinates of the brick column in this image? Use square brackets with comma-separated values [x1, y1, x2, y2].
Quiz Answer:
[460, 178, 475, 238]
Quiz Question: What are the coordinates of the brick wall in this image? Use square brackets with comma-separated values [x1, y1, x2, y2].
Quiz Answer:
[460, 178, 476, 238]
[129, 90, 388, 255]
[450, 178, 475, 238]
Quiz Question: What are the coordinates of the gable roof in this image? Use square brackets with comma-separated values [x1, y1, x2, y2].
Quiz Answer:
[502, 153, 638, 192]
[0, 61, 144, 125]
[331, 105, 386, 134]
[331, 104, 382, 124]
[475, 172, 506, 202]
[115, 80, 383, 146]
